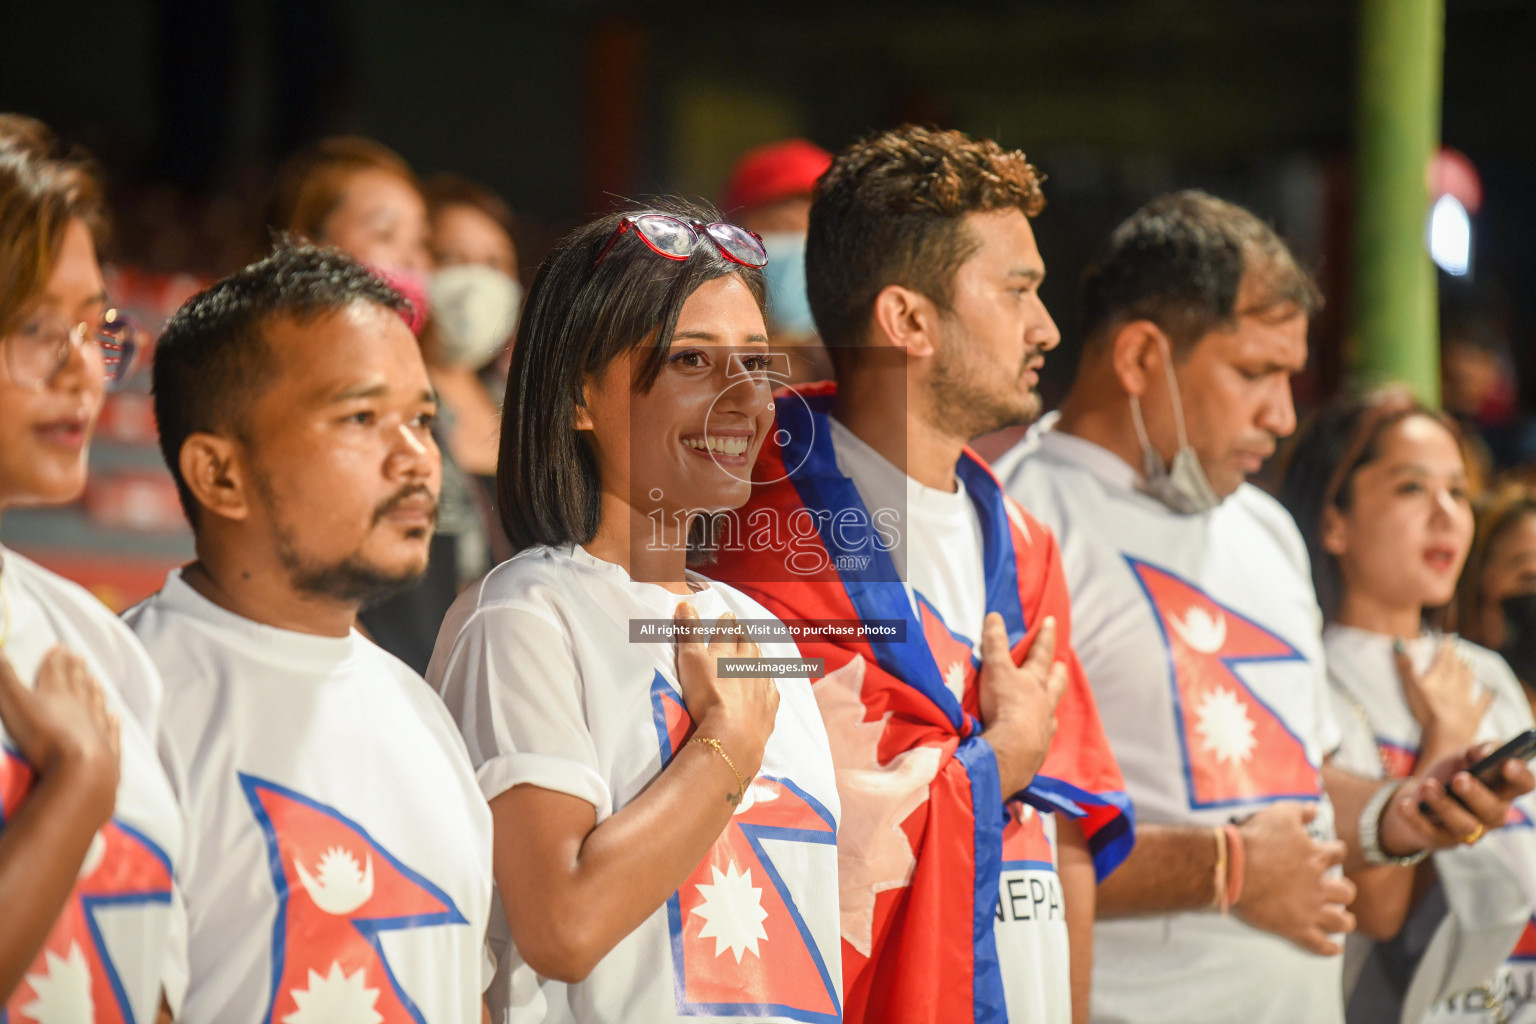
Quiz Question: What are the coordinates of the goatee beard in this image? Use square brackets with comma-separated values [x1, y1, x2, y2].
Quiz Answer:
[258, 476, 438, 609]
[283, 553, 427, 609]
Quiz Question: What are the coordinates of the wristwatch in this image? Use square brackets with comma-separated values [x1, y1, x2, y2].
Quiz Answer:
[1360, 781, 1431, 866]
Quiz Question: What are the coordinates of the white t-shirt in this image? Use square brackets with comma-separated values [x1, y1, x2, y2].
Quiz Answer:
[997, 415, 1344, 1024]
[1327, 627, 1536, 1024]
[429, 544, 843, 1024]
[0, 547, 183, 1024]
[125, 569, 493, 1024]
[831, 419, 1070, 1024]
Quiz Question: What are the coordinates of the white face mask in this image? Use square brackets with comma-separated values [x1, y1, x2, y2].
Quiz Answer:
[429, 264, 522, 368]
[1128, 335, 1221, 515]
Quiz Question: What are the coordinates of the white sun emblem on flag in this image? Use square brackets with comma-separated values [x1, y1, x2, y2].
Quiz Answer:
[282, 961, 383, 1024]
[20, 940, 94, 1023]
[691, 861, 769, 963]
[1194, 686, 1257, 766]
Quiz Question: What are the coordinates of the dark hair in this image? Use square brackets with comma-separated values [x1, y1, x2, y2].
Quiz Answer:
[1278, 389, 1468, 626]
[152, 242, 409, 527]
[498, 198, 766, 553]
[805, 125, 1045, 371]
[1080, 190, 1321, 356]
[424, 172, 515, 237]
[1459, 483, 1536, 648]
[0, 114, 108, 337]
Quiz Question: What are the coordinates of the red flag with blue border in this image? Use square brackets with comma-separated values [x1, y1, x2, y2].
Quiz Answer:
[2, 745, 173, 1024]
[240, 775, 471, 1023]
[1127, 558, 1322, 810]
[706, 384, 1133, 1024]
[649, 673, 842, 1021]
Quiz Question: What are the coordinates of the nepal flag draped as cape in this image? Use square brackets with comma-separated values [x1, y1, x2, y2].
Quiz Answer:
[706, 385, 1133, 1024]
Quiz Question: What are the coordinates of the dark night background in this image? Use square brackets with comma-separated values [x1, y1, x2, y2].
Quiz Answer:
[4, 0, 1535, 408]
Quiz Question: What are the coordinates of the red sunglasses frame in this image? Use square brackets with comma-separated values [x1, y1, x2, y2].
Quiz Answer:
[593, 215, 768, 269]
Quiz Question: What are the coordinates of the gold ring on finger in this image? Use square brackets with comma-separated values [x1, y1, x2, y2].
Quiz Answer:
[1462, 823, 1486, 846]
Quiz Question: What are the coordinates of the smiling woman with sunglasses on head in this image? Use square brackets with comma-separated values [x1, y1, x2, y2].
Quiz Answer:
[429, 199, 843, 1023]
[0, 114, 182, 1020]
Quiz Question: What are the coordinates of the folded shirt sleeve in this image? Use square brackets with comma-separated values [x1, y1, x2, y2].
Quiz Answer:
[435, 604, 614, 821]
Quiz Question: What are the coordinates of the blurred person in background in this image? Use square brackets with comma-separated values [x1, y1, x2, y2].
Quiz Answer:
[0, 113, 183, 1021]
[720, 138, 834, 385]
[130, 243, 493, 1022]
[424, 172, 522, 562]
[997, 190, 1534, 1024]
[269, 137, 491, 670]
[268, 135, 432, 294]
[1463, 485, 1536, 695]
[1441, 313, 1536, 476]
[426, 171, 519, 280]
[1280, 389, 1536, 1024]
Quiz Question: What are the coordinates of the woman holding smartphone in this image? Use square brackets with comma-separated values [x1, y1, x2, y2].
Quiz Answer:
[1281, 389, 1536, 1023]
[1455, 484, 1536, 1022]
[430, 200, 841, 1023]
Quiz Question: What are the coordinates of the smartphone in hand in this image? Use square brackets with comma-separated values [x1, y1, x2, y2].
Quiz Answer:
[1420, 727, 1536, 817]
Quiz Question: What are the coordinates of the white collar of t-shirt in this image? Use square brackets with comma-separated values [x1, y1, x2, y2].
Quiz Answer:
[827, 415, 975, 525]
[154, 568, 362, 672]
[563, 543, 732, 619]
[825, 414, 987, 640]
[1030, 411, 1143, 496]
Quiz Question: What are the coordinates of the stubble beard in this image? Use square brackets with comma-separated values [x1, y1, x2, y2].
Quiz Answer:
[257, 471, 434, 610]
[927, 322, 1043, 441]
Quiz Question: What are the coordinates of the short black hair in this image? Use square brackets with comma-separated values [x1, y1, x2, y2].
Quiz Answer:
[1080, 190, 1321, 355]
[806, 125, 1045, 375]
[152, 242, 410, 528]
[498, 198, 766, 553]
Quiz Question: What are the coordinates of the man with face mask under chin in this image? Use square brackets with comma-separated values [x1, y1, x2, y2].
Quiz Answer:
[995, 191, 1535, 1024]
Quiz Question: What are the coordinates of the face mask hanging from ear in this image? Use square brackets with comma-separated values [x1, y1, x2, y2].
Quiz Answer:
[1128, 334, 1221, 515]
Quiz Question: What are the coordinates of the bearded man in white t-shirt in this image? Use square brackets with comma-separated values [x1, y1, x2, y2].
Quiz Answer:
[123, 244, 494, 1024]
[996, 190, 1536, 1024]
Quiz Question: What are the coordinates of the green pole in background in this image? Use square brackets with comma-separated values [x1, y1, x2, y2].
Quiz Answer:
[1354, 0, 1444, 405]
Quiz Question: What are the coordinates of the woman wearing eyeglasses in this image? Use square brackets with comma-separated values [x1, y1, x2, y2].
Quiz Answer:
[0, 115, 183, 1019]
[430, 200, 842, 1023]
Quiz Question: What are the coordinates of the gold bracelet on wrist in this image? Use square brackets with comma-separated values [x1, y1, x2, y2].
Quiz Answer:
[691, 736, 748, 807]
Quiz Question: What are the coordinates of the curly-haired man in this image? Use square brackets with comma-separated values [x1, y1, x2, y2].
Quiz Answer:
[707, 124, 1132, 1024]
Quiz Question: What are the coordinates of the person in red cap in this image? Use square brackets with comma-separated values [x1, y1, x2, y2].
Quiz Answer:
[721, 138, 834, 384]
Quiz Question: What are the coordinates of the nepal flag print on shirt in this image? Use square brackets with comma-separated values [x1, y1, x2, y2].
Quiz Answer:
[1503, 806, 1536, 963]
[240, 775, 469, 1024]
[649, 673, 842, 1022]
[1128, 557, 1323, 810]
[1, 747, 173, 1024]
[1000, 802, 1054, 874]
